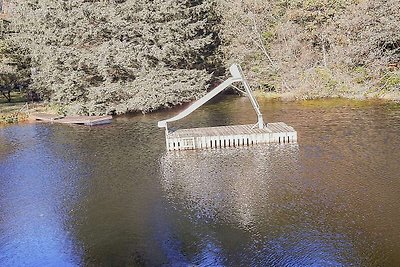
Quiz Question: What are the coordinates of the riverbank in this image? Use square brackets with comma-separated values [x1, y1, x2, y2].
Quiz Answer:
[253, 90, 400, 103]
[1, 93, 399, 126]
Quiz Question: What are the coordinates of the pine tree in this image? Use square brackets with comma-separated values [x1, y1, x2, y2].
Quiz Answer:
[10, 0, 221, 115]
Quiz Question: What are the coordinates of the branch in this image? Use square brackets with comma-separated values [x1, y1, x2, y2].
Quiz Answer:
[249, 12, 275, 66]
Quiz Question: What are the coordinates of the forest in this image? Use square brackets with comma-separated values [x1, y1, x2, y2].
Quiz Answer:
[1, 0, 399, 115]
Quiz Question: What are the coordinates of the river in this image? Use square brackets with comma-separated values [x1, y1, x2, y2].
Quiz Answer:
[0, 97, 399, 266]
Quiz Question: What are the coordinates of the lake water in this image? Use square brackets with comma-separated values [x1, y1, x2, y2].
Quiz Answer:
[0, 97, 399, 266]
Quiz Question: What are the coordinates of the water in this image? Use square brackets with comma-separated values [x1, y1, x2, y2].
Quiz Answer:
[0, 97, 399, 266]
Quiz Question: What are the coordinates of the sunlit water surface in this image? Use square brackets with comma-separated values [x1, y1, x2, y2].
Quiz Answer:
[0, 97, 399, 266]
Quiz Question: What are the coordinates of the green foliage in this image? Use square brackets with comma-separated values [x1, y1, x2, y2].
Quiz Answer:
[262, 31, 275, 41]
[386, 74, 400, 88]
[353, 66, 370, 84]
[314, 67, 339, 94]
[380, 71, 400, 91]
[0, 91, 26, 104]
[11, 0, 221, 115]
[0, 40, 31, 102]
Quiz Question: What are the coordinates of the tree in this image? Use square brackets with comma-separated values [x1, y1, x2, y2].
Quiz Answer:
[218, 0, 399, 99]
[0, 39, 31, 102]
[10, 0, 222, 115]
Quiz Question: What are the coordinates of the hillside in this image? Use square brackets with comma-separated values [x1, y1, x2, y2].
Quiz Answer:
[219, 0, 400, 100]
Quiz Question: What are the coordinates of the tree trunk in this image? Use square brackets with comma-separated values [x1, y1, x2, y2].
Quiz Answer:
[2, 90, 12, 102]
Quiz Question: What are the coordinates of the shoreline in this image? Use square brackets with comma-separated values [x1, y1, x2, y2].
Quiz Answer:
[252, 90, 400, 102]
[1, 94, 399, 126]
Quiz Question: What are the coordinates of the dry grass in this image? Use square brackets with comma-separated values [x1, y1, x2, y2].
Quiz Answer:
[0, 101, 55, 125]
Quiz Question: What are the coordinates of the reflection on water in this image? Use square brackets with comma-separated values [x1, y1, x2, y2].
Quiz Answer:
[0, 125, 83, 266]
[0, 97, 399, 266]
[161, 145, 299, 228]
[160, 145, 361, 266]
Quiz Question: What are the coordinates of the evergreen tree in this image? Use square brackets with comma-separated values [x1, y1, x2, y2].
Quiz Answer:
[10, 0, 221, 115]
